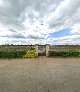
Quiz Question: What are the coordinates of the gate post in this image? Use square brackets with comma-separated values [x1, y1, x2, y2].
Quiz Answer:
[35, 44, 38, 57]
[46, 44, 49, 56]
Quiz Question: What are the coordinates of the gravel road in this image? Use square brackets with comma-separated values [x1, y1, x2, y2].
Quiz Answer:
[0, 57, 80, 92]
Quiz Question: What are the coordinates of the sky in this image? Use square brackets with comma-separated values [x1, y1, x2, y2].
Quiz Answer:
[0, 0, 80, 45]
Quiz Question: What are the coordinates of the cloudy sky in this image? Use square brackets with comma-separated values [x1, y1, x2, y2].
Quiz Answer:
[0, 0, 80, 45]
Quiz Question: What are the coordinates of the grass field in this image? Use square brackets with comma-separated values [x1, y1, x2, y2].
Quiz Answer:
[0, 57, 80, 92]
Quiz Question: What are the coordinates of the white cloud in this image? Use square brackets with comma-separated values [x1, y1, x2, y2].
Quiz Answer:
[46, 0, 80, 31]
[0, 0, 4, 6]
[0, 23, 7, 31]
[47, 35, 80, 45]
[0, 0, 80, 45]
[70, 23, 80, 34]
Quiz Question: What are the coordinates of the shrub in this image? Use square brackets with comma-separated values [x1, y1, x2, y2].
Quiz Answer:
[49, 50, 80, 57]
[0, 50, 37, 58]
[23, 50, 37, 58]
[0, 50, 26, 58]
[13, 50, 26, 58]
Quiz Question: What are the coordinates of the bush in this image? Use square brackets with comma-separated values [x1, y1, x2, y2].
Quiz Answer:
[0, 50, 37, 58]
[0, 50, 26, 58]
[49, 50, 80, 57]
[23, 50, 37, 58]
[13, 50, 26, 58]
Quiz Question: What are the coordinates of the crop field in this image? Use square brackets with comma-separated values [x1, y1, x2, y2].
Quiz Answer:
[0, 57, 80, 92]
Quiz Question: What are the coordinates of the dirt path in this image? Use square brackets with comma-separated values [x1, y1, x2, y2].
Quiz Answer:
[0, 58, 80, 92]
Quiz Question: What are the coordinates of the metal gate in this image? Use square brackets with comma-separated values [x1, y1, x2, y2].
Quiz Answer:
[38, 45, 46, 56]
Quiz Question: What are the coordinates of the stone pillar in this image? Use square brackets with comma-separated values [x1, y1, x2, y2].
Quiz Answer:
[35, 44, 38, 56]
[46, 44, 49, 56]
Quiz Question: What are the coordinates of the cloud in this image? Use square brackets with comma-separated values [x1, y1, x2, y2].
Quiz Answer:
[70, 23, 80, 34]
[1, 33, 26, 39]
[47, 0, 80, 30]
[0, 0, 80, 45]
[47, 35, 80, 45]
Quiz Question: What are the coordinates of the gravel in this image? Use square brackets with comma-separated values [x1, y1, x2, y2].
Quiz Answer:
[0, 57, 80, 92]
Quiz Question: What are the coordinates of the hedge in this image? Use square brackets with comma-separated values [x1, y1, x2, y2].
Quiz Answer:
[48, 50, 80, 57]
[0, 50, 37, 58]
[0, 50, 26, 58]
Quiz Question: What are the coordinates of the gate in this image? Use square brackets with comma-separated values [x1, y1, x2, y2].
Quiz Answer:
[38, 45, 46, 56]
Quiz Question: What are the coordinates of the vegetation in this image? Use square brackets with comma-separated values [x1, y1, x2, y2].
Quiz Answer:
[49, 50, 80, 57]
[0, 49, 80, 58]
[0, 50, 37, 58]
[23, 50, 37, 58]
